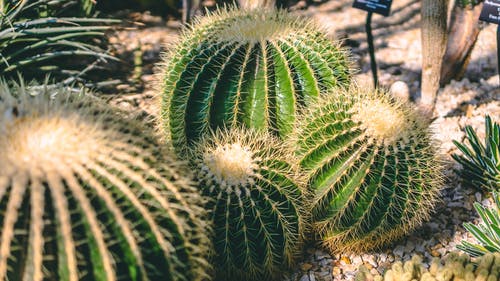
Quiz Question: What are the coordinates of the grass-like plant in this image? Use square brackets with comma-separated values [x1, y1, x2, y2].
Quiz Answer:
[0, 80, 211, 281]
[458, 191, 500, 257]
[0, 0, 117, 84]
[453, 115, 499, 192]
[159, 6, 351, 155]
[293, 86, 442, 253]
[190, 127, 307, 281]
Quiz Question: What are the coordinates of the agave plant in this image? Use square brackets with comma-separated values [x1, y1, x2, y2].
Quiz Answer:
[453, 115, 499, 191]
[458, 191, 500, 257]
[0, 0, 117, 84]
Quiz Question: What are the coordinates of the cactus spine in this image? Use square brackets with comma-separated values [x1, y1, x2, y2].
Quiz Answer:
[0, 82, 210, 281]
[159, 7, 351, 154]
[190, 128, 307, 281]
[293, 87, 442, 253]
[356, 252, 500, 281]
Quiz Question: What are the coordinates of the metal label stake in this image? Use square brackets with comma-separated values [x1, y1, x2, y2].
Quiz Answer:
[479, 0, 500, 82]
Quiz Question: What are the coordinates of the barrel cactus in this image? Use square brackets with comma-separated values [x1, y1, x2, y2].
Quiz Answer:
[0, 82, 210, 281]
[293, 87, 442, 253]
[159, 7, 351, 155]
[356, 252, 500, 281]
[190, 127, 307, 281]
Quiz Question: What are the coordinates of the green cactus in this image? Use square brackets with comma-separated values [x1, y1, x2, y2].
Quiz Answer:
[0, 81, 210, 281]
[159, 7, 351, 155]
[356, 252, 500, 281]
[292, 86, 442, 253]
[453, 115, 499, 192]
[190, 127, 307, 281]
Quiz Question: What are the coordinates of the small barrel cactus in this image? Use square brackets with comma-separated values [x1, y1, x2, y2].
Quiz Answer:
[190, 127, 307, 281]
[159, 7, 351, 154]
[356, 252, 500, 281]
[293, 87, 442, 253]
[0, 82, 210, 281]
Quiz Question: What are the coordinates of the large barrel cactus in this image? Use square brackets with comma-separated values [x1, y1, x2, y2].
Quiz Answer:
[0, 82, 210, 281]
[293, 87, 442, 253]
[159, 7, 351, 154]
[190, 128, 307, 281]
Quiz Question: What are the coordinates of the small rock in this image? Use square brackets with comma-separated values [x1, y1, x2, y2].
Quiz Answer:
[351, 255, 362, 264]
[300, 263, 313, 271]
[393, 245, 405, 257]
[405, 241, 415, 252]
[475, 192, 482, 202]
[389, 81, 410, 102]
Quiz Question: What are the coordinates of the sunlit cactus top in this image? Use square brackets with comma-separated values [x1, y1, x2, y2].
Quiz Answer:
[159, 6, 352, 155]
[0, 82, 210, 281]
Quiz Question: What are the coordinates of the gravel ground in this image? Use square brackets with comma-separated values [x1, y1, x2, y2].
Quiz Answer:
[105, 1, 500, 280]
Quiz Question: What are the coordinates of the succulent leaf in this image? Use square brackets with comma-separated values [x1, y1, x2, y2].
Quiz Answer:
[0, 81, 210, 281]
[293, 86, 442, 253]
[190, 127, 307, 281]
[158, 7, 351, 155]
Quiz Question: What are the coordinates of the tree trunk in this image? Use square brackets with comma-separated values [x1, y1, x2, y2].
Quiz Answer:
[420, 0, 449, 113]
[440, 3, 483, 85]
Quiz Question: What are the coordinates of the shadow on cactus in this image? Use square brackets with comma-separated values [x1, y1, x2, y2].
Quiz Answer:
[158, 6, 352, 155]
[292, 86, 443, 253]
[0, 80, 210, 281]
[453, 115, 499, 192]
[190, 127, 307, 281]
[356, 252, 500, 281]
[458, 191, 500, 257]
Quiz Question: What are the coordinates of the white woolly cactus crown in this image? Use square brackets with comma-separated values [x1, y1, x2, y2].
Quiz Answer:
[0, 81, 210, 281]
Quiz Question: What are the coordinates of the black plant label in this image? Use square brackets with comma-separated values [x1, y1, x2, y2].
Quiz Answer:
[480, 0, 500, 24]
[353, 0, 393, 17]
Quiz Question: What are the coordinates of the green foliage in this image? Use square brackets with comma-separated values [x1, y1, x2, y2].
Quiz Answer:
[458, 191, 500, 257]
[356, 252, 500, 281]
[1, 0, 96, 17]
[0, 80, 211, 281]
[159, 7, 351, 155]
[0, 0, 117, 84]
[453, 115, 500, 192]
[191, 128, 307, 281]
[456, 0, 483, 8]
[293, 86, 442, 253]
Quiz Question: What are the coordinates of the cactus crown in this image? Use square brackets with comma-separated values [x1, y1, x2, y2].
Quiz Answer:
[0, 81, 210, 281]
[293, 86, 442, 253]
[191, 127, 307, 281]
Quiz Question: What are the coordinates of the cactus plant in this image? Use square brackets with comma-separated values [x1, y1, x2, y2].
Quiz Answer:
[293, 86, 442, 253]
[0, 81, 210, 281]
[159, 7, 351, 155]
[355, 252, 500, 281]
[458, 191, 500, 257]
[453, 115, 499, 192]
[190, 127, 307, 281]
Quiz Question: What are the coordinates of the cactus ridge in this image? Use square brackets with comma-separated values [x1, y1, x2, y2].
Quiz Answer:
[158, 7, 352, 155]
[190, 127, 307, 281]
[0, 82, 210, 281]
[293, 86, 442, 253]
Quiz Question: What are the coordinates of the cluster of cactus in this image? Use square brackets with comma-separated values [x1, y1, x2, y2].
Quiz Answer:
[291, 87, 442, 252]
[458, 191, 500, 257]
[0, 81, 210, 281]
[190, 128, 307, 281]
[158, 7, 351, 154]
[453, 115, 499, 192]
[356, 252, 500, 281]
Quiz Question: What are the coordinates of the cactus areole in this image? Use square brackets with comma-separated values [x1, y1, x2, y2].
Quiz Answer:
[0, 83, 210, 281]
[159, 8, 351, 154]
[294, 87, 442, 253]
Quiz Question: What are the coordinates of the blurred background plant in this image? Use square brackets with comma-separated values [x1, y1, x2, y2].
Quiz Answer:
[453, 116, 499, 192]
[0, 0, 118, 87]
[458, 191, 500, 257]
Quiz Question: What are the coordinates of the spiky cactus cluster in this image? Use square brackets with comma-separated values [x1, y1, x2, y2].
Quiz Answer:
[293, 86, 442, 253]
[190, 128, 306, 281]
[0, 82, 210, 281]
[356, 252, 500, 281]
[159, 7, 351, 154]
